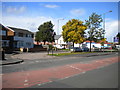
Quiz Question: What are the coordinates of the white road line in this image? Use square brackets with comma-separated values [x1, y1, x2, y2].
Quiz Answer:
[37, 81, 52, 86]
[24, 83, 29, 86]
[67, 65, 82, 71]
[35, 61, 39, 62]
[24, 80, 28, 82]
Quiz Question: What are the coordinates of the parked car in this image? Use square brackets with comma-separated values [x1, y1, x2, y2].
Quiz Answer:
[115, 45, 120, 51]
[70, 47, 82, 52]
[82, 47, 89, 52]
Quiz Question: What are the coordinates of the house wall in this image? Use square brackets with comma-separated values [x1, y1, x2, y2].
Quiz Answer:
[74, 43, 80, 47]
[55, 36, 66, 45]
[14, 36, 34, 48]
[1, 26, 14, 51]
[8, 30, 14, 36]
[54, 36, 67, 49]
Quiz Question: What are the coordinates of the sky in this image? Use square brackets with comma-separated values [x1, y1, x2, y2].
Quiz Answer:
[1, 1, 119, 42]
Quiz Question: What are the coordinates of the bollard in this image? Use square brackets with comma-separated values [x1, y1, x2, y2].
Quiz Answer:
[27, 48, 29, 52]
[2, 50, 5, 60]
[52, 49, 53, 56]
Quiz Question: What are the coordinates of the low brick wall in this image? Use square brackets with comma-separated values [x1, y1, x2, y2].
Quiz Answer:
[29, 48, 47, 52]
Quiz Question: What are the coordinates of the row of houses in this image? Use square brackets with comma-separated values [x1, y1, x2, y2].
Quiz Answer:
[1, 24, 112, 52]
[53, 35, 112, 49]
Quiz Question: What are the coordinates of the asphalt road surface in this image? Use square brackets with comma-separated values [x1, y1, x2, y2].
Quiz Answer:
[31, 63, 118, 88]
[2, 52, 119, 88]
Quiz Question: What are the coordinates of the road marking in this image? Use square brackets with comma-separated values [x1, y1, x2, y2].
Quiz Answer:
[2, 56, 118, 88]
[29, 62, 34, 64]
[24, 80, 28, 82]
[24, 83, 29, 86]
[37, 81, 52, 86]
[35, 61, 39, 62]
[21, 62, 25, 64]
[67, 65, 82, 71]
[82, 72, 86, 74]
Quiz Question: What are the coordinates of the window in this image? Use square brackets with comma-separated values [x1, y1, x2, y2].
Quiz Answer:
[31, 34, 34, 38]
[60, 40, 61, 44]
[1, 30, 6, 36]
[18, 33, 24, 37]
[14, 32, 18, 36]
[2, 40, 9, 47]
[26, 42, 31, 46]
[0, 30, 2, 35]
[19, 41, 24, 47]
[28, 34, 31, 37]
[26, 34, 28, 37]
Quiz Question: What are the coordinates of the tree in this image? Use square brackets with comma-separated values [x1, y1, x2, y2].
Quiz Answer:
[85, 13, 104, 51]
[62, 19, 87, 47]
[35, 21, 56, 45]
[116, 33, 120, 44]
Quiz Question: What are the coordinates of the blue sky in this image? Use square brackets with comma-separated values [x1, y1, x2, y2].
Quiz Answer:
[1, 2, 119, 42]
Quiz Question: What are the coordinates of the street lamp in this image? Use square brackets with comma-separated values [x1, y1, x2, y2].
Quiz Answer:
[57, 18, 64, 35]
[103, 10, 112, 38]
[102, 10, 112, 50]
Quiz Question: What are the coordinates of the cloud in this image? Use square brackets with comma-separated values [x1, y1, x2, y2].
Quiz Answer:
[6, 6, 26, 14]
[44, 4, 59, 8]
[2, 16, 118, 42]
[2, 16, 67, 35]
[70, 8, 86, 16]
[105, 20, 118, 42]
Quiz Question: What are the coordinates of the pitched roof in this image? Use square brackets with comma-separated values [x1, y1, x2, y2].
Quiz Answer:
[85, 41, 95, 43]
[54, 35, 61, 40]
[0, 24, 14, 32]
[8, 26, 33, 34]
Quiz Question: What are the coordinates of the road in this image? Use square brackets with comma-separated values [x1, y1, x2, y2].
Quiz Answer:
[2, 52, 119, 88]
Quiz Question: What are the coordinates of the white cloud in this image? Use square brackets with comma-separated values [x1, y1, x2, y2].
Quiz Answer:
[44, 4, 59, 8]
[6, 6, 26, 14]
[105, 20, 118, 42]
[70, 8, 86, 16]
[1, 16, 67, 35]
[2, 16, 118, 42]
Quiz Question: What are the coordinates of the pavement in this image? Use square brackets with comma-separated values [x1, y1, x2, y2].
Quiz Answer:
[0, 53, 24, 65]
[0, 50, 117, 66]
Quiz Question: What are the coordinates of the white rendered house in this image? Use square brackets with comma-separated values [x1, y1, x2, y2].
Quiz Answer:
[9, 27, 34, 49]
[54, 35, 67, 49]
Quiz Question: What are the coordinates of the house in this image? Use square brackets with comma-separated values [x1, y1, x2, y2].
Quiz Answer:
[8, 27, 34, 49]
[0, 24, 14, 51]
[53, 35, 112, 49]
[54, 35, 67, 49]
[83, 41, 112, 49]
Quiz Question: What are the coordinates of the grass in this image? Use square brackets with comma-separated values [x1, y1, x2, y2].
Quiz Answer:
[58, 49, 70, 51]
[48, 52, 94, 56]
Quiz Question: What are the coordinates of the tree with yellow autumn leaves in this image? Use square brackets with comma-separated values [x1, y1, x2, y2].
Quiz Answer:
[62, 19, 87, 47]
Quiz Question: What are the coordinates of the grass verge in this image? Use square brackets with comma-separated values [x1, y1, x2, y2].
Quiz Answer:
[48, 52, 95, 56]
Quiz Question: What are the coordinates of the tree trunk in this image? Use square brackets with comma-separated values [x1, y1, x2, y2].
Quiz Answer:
[73, 42, 74, 48]
[37, 41, 39, 45]
[44, 41, 46, 45]
[90, 40, 92, 52]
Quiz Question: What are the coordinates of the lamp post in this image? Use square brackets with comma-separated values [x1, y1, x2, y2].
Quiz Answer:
[103, 10, 112, 39]
[57, 18, 64, 35]
[102, 10, 112, 50]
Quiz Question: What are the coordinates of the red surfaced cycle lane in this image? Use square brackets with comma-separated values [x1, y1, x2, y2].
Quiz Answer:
[2, 56, 119, 88]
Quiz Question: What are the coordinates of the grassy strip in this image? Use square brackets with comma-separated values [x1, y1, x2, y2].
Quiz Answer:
[58, 49, 70, 51]
[48, 52, 94, 56]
